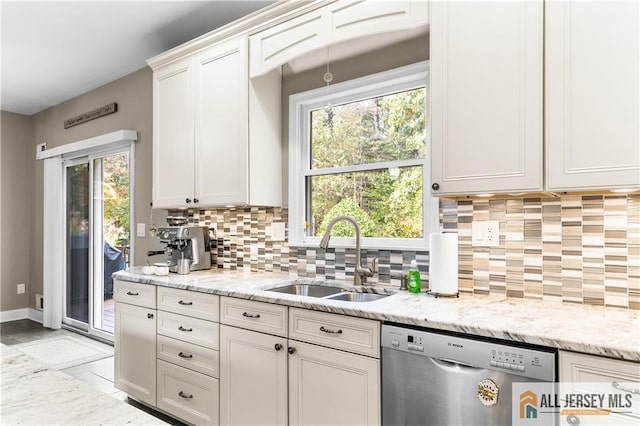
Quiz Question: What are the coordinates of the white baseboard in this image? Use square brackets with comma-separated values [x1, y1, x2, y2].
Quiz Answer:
[0, 308, 29, 323]
[28, 308, 43, 323]
[0, 308, 44, 323]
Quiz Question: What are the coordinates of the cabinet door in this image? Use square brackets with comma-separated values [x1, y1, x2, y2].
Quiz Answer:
[114, 302, 157, 406]
[249, 8, 327, 78]
[153, 57, 195, 208]
[289, 341, 380, 426]
[546, 1, 640, 191]
[219, 325, 287, 426]
[559, 351, 640, 425]
[194, 38, 249, 206]
[328, 0, 428, 43]
[431, 1, 543, 195]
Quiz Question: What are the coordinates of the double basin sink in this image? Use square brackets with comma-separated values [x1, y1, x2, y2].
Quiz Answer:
[265, 283, 389, 303]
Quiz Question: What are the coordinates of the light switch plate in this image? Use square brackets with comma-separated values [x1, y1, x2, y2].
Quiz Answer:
[136, 223, 146, 237]
[472, 220, 500, 247]
[17, 283, 25, 294]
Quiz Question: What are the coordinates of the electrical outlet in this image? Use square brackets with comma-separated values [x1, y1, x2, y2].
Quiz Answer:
[35, 294, 44, 311]
[272, 222, 286, 242]
[137, 223, 146, 237]
[472, 220, 500, 247]
[17, 283, 25, 294]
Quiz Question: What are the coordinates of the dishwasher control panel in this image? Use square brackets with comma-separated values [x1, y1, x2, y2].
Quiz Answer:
[381, 324, 556, 381]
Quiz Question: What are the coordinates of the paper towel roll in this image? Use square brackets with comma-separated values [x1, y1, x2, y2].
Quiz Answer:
[429, 233, 459, 295]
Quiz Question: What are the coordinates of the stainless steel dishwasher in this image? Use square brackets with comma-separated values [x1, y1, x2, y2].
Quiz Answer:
[382, 324, 556, 426]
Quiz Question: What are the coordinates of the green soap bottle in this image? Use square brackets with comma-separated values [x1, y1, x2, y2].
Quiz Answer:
[407, 259, 421, 293]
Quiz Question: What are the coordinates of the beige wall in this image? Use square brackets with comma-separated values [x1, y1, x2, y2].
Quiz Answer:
[29, 67, 161, 309]
[280, 35, 429, 203]
[1, 111, 34, 311]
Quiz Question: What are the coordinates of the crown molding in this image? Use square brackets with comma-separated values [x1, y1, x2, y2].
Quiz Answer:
[146, 0, 335, 71]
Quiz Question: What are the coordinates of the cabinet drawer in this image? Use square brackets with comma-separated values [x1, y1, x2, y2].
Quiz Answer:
[157, 335, 219, 378]
[157, 310, 219, 350]
[114, 280, 156, 309]
[157, 287, 219, 321]
[289, 308, 379, 358]
[157, 359, 219, 426]
[560, 351, 640, 420]
[220, 297, 287, 337]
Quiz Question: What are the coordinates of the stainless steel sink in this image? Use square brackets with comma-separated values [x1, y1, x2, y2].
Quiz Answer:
[325, 292, 389, 302]
[267, 284, 345, 298]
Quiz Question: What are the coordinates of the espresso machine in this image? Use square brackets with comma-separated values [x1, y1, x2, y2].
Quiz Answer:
[155, 225, 212, 272]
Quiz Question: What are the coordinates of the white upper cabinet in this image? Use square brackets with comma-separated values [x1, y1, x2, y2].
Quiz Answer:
[430, 0, 543, 196]
[153, 57, 195, 208]
[249, 0, 429, 78]
[545, 1, 640, 191]
[193, 40, 248, 206]
[152, 36, 282, 209]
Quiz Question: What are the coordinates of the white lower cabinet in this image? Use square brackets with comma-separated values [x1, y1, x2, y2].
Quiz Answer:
[559, 351, 640, 425]
[219, 325, 288, 425]
[157, 359, 219, 425]
[114, 282, 157, 406]
[219, 297, 381, 426]
[288, 340, 380, 426]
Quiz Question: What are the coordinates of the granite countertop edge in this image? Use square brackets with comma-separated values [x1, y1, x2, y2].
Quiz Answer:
[113, 269, 640, 362]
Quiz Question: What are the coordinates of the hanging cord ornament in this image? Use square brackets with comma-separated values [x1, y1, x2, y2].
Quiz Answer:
[323, 49, 334, 130]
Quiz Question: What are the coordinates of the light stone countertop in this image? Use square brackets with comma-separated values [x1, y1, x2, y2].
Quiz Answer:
[113, 268, 640, 362]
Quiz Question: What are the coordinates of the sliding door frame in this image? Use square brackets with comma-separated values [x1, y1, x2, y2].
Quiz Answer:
[61, 141, 135, 341]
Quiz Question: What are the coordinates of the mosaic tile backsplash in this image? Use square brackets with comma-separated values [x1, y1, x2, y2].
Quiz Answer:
[174, 193, 639, 309]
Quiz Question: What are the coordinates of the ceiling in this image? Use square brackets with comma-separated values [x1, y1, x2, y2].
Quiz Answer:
[1, 0, 275, 116]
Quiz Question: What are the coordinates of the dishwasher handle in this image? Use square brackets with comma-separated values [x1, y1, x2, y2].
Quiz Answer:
[433, 357, 482, 371]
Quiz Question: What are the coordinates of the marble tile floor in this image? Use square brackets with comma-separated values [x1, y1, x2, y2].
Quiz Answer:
[0, 319, 185, 426]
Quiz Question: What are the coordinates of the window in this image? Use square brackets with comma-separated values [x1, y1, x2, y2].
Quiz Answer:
[289, 61, 438, 249]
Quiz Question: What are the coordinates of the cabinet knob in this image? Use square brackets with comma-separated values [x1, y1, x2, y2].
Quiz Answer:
[274, 343, 283, 351]
[431, 183, 440, 191]
[185, 198, 192, 204]
[193, 198, 199, 203]
[287, 347, 296, 355]
[147, 313, 154, 319]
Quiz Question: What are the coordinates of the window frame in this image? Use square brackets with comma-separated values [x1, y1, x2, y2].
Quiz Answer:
[288, 61, 438, 250]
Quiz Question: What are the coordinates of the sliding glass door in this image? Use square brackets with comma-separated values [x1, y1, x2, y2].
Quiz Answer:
[63, 148, 132, 340]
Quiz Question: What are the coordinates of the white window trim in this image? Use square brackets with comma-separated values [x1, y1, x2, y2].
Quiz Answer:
[288, 61, 438, 250]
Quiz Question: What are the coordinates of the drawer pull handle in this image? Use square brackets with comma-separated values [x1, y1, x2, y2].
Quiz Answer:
[242, 312, 261, 319]
[320, 326, 343, 335]
[178, 352, 193, 359]
[178, 300, 193, 306]
[178, 391, 193, 399]
[178, 326, 193, 332]
[126, 291, 139, 296]
[612, 381, 640, 395]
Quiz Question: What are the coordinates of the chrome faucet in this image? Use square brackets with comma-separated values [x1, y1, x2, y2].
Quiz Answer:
[319, 215, 376, 285]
